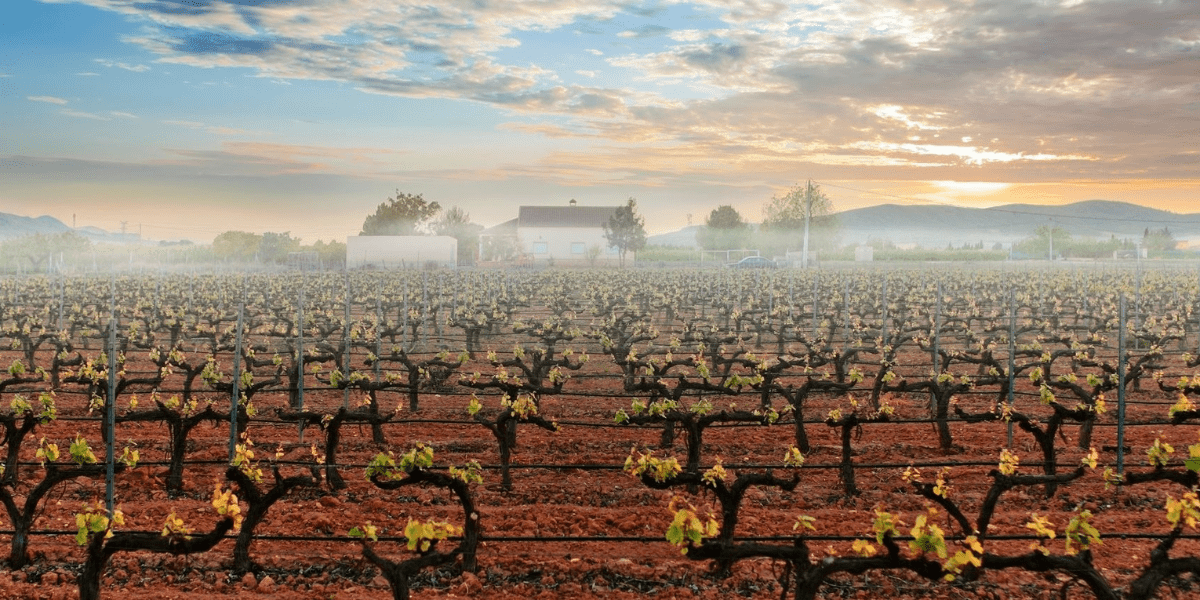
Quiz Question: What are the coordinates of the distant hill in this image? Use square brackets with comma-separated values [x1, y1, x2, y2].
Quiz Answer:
[647, 225, 702, 248]
[0, 213, 72, 239]
[836, 200, 1200, 248]
[649, 200, 1200, 249]
[0, 212, 142, 244]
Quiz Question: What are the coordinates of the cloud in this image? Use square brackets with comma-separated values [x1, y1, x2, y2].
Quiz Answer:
[171, 32, 273, 55]
[617, 24, 671, 39]
[94, 58, 150, 72]
[109, 111, 138, 119]
[497, 121, 594, 138]
[60, 109, 111, 120]
[848, 141, 1098, 166]
[151, 141, 410, 177]
[206, 126, 252, 135]
[32, 0, 1200, 187]
[162, 119, 205, 129]
[668, 29, 712, 43]
[163, 118, 254, 135]
[871, 105, 944, 131]
[76, 72, 101, 76]
[28, 95, 69, 104]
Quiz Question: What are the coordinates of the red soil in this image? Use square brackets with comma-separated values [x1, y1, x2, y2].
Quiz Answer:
[0, 350, 1194, 600]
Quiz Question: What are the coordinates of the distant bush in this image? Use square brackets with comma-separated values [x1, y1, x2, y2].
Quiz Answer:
[637, 245, 699, 262]
[826, 247, 1008, 262]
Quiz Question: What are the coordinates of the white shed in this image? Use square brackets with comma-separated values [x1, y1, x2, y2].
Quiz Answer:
[346, 236, 457, 269]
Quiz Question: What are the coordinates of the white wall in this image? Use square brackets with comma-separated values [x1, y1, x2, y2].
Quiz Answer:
[517, 226, 624, 263]
[346, 236, 457, 269]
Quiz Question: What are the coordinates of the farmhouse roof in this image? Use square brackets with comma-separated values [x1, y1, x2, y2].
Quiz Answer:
[480, 218, 518, 236]
[518, 205, 618, 228]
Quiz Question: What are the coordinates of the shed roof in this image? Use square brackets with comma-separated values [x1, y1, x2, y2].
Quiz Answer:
[518, 205, 618, 228]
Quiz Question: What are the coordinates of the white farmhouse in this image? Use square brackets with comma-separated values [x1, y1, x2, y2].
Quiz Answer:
[480, 200, 625, 265]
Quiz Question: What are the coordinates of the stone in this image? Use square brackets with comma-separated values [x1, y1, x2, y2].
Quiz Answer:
[457, 572, 482, 595]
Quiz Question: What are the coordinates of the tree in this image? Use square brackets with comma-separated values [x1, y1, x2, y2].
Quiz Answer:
[1143, 227, 1177, 254]
[603, 197, 647, 268]
[695, 205, 751, 251]
[259, 232, 301, 263]
[307, 239, 347, 267]
[586, 244, 602, 267]
[758, 181, 840, 258]
[481, 235, 520, 261]
[360, 191, 441, 236]
[433, 206, 482, 265]
[211, 231, 261, 262]
[762, 181, 833, 230]
[0, 232, 92, 271]
[1014, 225, 1071, 258]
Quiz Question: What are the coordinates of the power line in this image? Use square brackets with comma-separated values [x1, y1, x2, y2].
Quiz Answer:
[816, 181, 931, 205]
[815, 181, 1200, 225]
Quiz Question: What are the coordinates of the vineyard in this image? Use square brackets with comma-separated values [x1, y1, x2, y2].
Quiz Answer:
[2, 266, 1200, 600]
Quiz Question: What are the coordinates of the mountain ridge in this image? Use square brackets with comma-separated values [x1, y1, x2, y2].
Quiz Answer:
[0, 212, 138, 244]
[649, 200, 1200, 249]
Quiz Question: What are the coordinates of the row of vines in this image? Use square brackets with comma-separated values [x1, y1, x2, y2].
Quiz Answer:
[1, 266, 1200, 599]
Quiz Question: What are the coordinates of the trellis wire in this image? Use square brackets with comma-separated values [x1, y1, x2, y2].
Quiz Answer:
[7, 266, 1200, 571]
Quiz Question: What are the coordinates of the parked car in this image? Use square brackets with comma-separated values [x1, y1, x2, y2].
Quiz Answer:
[727, 256, 777, 269]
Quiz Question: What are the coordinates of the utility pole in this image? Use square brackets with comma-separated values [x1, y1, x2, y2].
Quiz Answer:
[1048, 219, 1054, 261]
[801, 180, 813, 269]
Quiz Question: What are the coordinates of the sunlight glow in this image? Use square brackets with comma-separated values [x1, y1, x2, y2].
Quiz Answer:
[932, 181, 1012, 194]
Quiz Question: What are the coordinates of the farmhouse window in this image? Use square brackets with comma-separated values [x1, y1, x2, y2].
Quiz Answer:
[571, 242, 585, 254]
[533, 242, 548, 254]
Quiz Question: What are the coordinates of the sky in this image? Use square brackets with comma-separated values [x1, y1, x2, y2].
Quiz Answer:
[1, 0, 1197, 243]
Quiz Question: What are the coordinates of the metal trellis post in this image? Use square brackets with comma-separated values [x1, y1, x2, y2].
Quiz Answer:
[1007, 289, 1016, 449]
[230, 303, 244, 461]
[297, 277, 306, 442]
[105, 318, 117, 514]
[933, 281, 942, 375]
[810, 274, 818, 341]
[344, 271, 352, 408]
[881, 278, 889, 348]
[1117, 294, 1127, 476]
